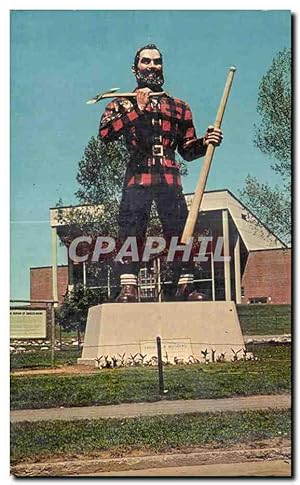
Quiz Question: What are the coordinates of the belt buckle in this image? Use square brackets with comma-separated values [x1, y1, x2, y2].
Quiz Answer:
[152, 144, 164, 157]
[151, 118, 162, 126]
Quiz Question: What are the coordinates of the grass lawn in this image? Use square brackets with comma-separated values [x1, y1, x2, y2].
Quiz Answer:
[10, 345, 291, 410]
[10, 408, 291, 464]
[237, 304, 291, 335]
[10, 350, 81, 370]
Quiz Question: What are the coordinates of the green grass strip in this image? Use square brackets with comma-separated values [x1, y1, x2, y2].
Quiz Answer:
[11, 409, 291, 464]
[10, 350, 80, 370]
[11, 346, 291, 410]
[237, 304, 291, 335]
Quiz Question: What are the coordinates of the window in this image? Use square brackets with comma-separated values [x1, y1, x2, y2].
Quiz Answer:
[138, 265, 156, 301]
[249, 297, 267, 304]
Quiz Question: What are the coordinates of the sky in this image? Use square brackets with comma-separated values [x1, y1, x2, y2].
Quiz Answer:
[10, 9, 291, 299]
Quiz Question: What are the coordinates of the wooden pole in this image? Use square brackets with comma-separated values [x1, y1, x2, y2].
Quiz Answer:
[181, 67, 236, 244]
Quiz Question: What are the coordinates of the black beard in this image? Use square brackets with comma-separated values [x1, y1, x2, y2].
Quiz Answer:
[135, 68, 164, 91]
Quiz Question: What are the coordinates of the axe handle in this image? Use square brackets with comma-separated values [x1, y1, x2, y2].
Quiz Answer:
[100, 91, 166, 99]
[181, 67, 236, 244]
[87, 91, 166, 104]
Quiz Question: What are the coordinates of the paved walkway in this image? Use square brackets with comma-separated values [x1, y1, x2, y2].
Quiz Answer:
[244, 334, 291, 343]
[11, 444, 291, 477]
[11, 394, 291, 423]
[77, 460, 291, 477]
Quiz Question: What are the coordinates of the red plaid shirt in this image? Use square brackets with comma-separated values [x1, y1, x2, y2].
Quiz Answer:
[99, 93, 206, 188]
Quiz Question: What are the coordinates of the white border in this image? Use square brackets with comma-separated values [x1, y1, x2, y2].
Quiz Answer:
[3, 3, 296, 484]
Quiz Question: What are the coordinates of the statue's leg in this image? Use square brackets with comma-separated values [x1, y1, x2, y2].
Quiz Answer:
[116, 186, 152, 302]
[154, 185, 206, 301]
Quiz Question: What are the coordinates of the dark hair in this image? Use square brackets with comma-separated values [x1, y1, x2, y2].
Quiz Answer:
[133, 44, 163, 71]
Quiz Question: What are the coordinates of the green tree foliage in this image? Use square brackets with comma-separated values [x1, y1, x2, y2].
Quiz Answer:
[56, 137, 129, 243]
[76, 136, 128, 206]
[240, 48, 291, 244]
[56, 284, 108, 331]
[254, 48, 291, 167]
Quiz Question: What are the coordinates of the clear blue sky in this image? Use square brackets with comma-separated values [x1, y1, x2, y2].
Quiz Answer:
[10, 10, 291, 299]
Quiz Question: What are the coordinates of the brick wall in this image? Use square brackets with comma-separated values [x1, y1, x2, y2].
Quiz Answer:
[30, 266, 68, 305]
[241, 249, 291, 304]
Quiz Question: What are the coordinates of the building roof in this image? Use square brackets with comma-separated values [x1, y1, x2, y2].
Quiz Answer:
[50, 189, 287, 252]
[50, 204, 103, 228]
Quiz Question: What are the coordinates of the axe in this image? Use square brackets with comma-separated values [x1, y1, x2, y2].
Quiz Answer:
[86, 87, 167, 104]
[181, 66, 236, 244]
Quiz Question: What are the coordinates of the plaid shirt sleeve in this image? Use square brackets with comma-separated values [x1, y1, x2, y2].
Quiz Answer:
[99, 98, 141, 141]
[177, 103, 207, 161]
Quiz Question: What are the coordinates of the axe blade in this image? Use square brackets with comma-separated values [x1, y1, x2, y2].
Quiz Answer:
[86, 87, 120, 105]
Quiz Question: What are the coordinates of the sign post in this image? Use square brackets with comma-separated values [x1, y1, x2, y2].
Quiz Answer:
[156, 336, 164, 395]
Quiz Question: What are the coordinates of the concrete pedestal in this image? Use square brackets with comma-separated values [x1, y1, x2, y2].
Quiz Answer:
[78, 301, 246, 366]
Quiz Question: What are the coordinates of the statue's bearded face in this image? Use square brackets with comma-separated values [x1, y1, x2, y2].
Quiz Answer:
[134, 48, 164, 90]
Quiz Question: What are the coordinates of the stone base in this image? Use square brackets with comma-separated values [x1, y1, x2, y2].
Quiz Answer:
[78, 301, 246, 366]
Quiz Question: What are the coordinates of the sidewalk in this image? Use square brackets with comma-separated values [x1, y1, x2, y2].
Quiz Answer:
[244, 334, 291, 343]
[11, 393, 291, 423]
[76, 460, 292, 477]
[11, 444, 292, 477]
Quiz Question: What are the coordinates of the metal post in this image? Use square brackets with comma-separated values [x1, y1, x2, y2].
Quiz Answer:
[51, 227, 58, 307]
[156, 336, 164, 395]
[59, 323, 62, 350]
[210, 250, 216, 301]
[157, 257, 162, 302]
[77, 326, 81, 351]
[68, 256, 74, 292]
[234, 235, 242, 304]
[107, 266, 111, 299]
[83, 261, 87, 288]
[50, 303, 55, 367]
[222, 209, 231, 301]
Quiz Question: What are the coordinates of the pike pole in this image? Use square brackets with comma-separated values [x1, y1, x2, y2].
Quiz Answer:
[181, 66, 236, 244]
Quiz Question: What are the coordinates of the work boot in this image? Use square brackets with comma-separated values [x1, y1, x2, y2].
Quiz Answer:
[175, 272, 206, 301]
[115, 284, 138, 303]
[175, 283, 206, 302]
[115, 274, 138, 303]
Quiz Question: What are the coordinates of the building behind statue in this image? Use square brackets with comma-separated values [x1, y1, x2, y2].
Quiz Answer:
[30, 189, 291, 306]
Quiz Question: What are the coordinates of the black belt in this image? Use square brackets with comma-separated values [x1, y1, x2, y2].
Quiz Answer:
[130, 145, 176, 170]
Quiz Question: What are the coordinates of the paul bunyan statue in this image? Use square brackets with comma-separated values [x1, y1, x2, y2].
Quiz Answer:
[99, 43, 223, 303]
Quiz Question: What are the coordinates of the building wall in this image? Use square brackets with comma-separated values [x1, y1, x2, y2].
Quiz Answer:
[30, 266, 68, 305]
[30, 247, 291, 305]
[241, 249, 291, 304]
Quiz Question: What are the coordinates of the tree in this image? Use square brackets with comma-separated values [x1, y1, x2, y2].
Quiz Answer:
[56, 137, 129, 243]
[56, 284, 108, 332]
[239, 48, 291, 244]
